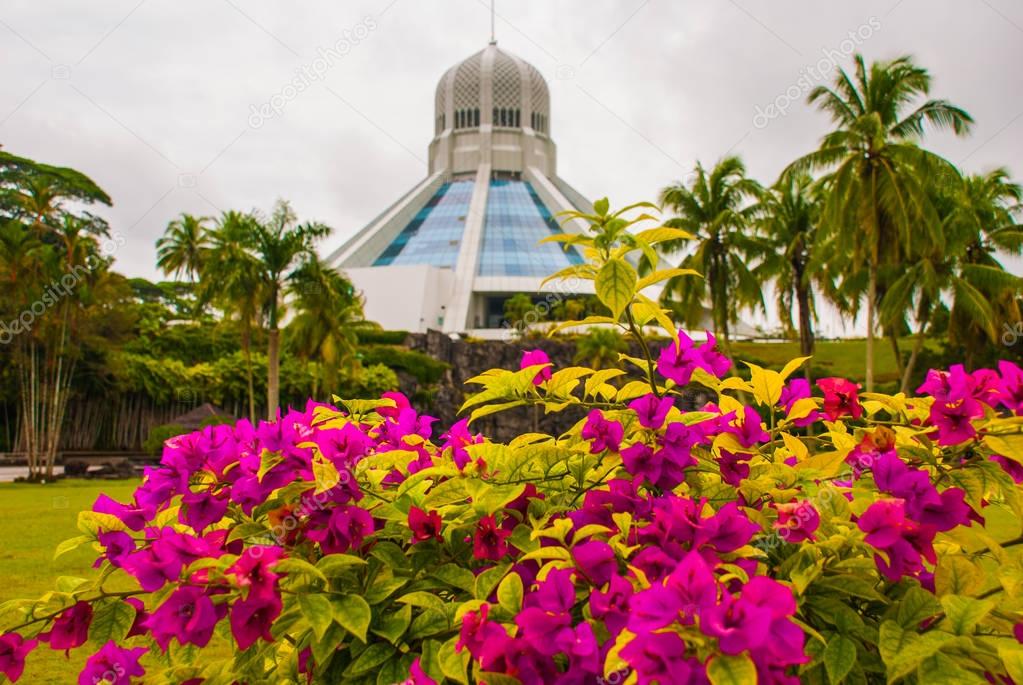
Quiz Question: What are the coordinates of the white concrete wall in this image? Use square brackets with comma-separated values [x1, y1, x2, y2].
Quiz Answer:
[344, 265, 455, 333]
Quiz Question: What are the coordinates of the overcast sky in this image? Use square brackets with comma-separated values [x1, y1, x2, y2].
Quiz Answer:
[2, 0, 1021, 336]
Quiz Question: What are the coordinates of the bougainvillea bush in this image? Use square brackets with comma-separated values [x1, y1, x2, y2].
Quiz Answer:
[4, 202, 1023, 685]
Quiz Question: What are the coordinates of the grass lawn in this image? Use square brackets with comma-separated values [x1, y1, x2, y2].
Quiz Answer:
[0, 479, 140, 683]
[733, 338, 942, 387]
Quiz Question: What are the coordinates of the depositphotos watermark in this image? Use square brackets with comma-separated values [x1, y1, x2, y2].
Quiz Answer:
[1003, 321, 1023, 347]
[248, 16, 378, 129]
[0, 231, 125, 345]
[753, 17, 882, 130]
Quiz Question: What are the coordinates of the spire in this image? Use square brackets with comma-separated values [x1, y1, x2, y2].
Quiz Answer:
[490, 0, 496, 44]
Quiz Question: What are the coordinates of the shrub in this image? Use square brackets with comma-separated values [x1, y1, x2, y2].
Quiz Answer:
[361, 345, 449, 385]
[355, 362, 400, 397]
[140, 423, 186, 456]
[355, 329, 410, 346]
[3, 200, 1023, 684]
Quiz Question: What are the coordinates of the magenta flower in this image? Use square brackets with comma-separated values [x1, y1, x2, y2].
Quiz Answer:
[727, 405, 770, 447]
[472, 515, 512, 560]
[228, 546, 283, 597]
[96, 530, 135, 568]
[929, 397, 983, 445]
[779, 377, 820, 426]
[580, 410, 623, 454]
[439, 419, 481, 469]
[621, 443, 663, 485]
[620, 631, 700, 685]
[78, 642, 146, 685]
[520, 349, 553, 386]
[0, 633, 36, 683]
[589, 575, 632, 637]
[528, 568, 576, 614]
[997, 361, 1023, 412]
[41, 601, 91, 650]
[991, 454, 1023, 483]
[857, 499, 937, 581]
[307, 505, 374, 554]
[145, 586, 220, 649]
[656, 331, 731, 385]
[629, 393, 674, 429]
[408, 507, 443, 543]
[378, 390, 412, 419]
[230, 591, 282, 649]
[717, 449, 751, 486]
[407, 657, 437, 685]
[181, 489, 229, 532]
[92, 494, 147, 532]
[774, 501, 820, 543]
[817, 377, 862, 421]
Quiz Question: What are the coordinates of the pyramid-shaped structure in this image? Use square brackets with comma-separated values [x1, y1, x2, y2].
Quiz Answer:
[328, 42, 594, 336]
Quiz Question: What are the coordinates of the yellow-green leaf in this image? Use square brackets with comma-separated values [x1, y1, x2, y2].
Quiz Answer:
[594, 258, 637, 320]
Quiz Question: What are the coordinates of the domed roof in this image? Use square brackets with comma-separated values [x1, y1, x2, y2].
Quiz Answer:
[433, 42, 551, 136]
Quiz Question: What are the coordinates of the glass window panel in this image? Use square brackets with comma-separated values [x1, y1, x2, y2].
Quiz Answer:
[373, 181, 473, 268]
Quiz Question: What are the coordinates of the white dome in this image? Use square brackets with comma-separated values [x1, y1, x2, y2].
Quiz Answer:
[433, 43, 551, 136]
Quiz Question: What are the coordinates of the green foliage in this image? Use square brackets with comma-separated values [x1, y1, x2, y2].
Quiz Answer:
[353, 363, 400, 397]
[360, 345, 449, 385]
[142, 423, 186, 456]
[355, 329, 409, 345]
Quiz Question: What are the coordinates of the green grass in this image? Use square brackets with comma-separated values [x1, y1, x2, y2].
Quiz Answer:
[0, 479, 139, 683]
[733, 338, 942, 387]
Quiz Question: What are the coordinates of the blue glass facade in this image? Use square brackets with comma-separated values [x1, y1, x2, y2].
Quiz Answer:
[477, 180, 583, 277]
[373, 180, 474, 267]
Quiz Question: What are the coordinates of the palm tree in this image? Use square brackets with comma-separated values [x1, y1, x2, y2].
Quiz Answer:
[156, 213, 211, 281]
[574, 327, 628, 370]
[287, 261, 375, 398]
[202, 211, 265, 422]
[659, 156, 764, 354]
[755, 173, 837, 376]
[788, 54, 973, 390]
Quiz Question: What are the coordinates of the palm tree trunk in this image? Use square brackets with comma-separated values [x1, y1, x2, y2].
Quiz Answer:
[241, 324, 255, 423]
[267, 327, 280, 420]
[900, 305, 929, 394]
[795, 283, 814, 380]
[865, 262, 877, 392]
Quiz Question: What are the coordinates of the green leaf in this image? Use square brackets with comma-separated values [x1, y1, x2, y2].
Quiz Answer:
[53, 535, 92, 561]
[316, 553, 368, 576]
[344, 643, 395, 677]
[497, 572, 524, 614]
[940, 595, 994, 635]
[593, 197, 610, 216]
[87, 597, 136, 646]
[475, 563, 511, 600]
[892, 586, 942, 629]
[407, 607, 450, 640]
[917, 652, 984, 684]
[397, 591, 447, 615]
[371, 604, 411, 645]
[935, 555, 984, 596]
[878, 620, 957, 681]
[706, 653, 757, 685]
[824, 634, 857, 684]
[439, 635, 469, 685]
[77, 511, 129, 536]
[312, 454, 341, 494]
[299, 594, 334, 640]
[369, 541, 409, 570]
[431, 564, 475, 593]
[594, 258, 637, 320]
[999, 643, 1023, 683]
[332, 594, 372, 643]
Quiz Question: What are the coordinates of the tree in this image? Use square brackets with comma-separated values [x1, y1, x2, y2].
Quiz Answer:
[287, 261, 375, 398]
[755, 173, 831, 375]
[659, 156, 764, 355]
[788, 54, 973, 390]
[574, 327, 627, 370]
[156, 213, 211, 281]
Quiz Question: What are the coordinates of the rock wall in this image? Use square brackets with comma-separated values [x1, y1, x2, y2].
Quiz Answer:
[402, 330, 705, 441]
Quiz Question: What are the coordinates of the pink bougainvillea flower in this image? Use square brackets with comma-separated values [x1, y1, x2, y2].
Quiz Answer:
[92, 494, 147, 532]
[95, 530, 135, 569]
[991, 454, 1023, 483]
[621, 443, 663, 486]
[520, 349, 553, 386]
[228, 546, 283, 597]
[40, 601, 92, 651]
[180, 489, 229, 532]
[656, 331, 731, 386]
[408, 507, 443, 543]
[857, 499, 938, 581]
[773, 501, 820, 543]
[589, 575, 632, 637]
[527, 568, 575, 614]
[144, 586, 220, 650]
[717, 449, 751, 486]
[0, 633, 36, 683]
[996, 360, 1023, 412]
[728, 405, 770, 447]
[377, 391, 411, 419]
[620, 631, 701, 685]
[405, 657, 437, 685]
[779, 377, 820, 426]
[580, 410, 623, 454]
[857, 498, 909, 548]
[121, 530, 217, 592]
[929, 397, 983, 445]
[78, 642, 146, 685]
[124, 598, 149, 638]
[628, 393, 674, 430]
[472, 515, 512, 560]
[816, 377, 862, 421]
[845, 426, 897, 477]
[230, 591, 282, 649]
[439, 418, 482, 469]
[306, 505, 374, 555]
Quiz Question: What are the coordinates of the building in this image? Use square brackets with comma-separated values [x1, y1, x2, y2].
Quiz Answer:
[327, 41, 596, 337]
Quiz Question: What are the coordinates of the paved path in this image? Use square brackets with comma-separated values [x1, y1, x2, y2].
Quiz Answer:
[0, 466, 65, 482]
